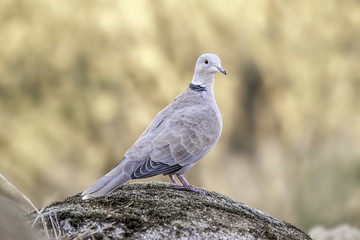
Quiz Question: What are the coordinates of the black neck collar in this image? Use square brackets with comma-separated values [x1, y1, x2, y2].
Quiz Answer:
[189, 83, 206, 92]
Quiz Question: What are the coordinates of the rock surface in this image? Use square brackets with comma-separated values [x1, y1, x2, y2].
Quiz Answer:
[30, 182, 311, 239]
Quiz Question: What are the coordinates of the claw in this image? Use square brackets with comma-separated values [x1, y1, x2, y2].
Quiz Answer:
[170, 174, 206, 195]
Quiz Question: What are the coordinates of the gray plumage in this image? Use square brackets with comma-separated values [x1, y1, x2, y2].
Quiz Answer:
[82, 53, 226, 199]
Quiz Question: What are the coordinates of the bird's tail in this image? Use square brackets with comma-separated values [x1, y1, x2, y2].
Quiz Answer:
[81, 158, 132, 199]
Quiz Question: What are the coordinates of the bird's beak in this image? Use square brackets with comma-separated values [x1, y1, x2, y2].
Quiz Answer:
[216, 66, 227, 75]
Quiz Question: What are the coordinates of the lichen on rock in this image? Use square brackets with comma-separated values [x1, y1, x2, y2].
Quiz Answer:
[29, 182, 311, 239]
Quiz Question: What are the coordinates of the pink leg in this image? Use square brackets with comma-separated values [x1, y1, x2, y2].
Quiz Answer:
[169, 175, 179, 185]
[175, 175, 205, 195]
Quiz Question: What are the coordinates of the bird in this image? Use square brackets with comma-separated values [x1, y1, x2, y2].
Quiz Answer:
[82, 53, 226, 199]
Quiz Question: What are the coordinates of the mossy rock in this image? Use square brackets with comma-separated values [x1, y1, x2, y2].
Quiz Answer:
[29, 182, 311, 239]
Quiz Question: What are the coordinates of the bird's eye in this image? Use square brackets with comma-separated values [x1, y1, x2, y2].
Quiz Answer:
[204, 60, 208, 64]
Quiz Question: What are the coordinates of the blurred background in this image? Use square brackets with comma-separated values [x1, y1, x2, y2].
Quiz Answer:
[1, 0, 360, 233]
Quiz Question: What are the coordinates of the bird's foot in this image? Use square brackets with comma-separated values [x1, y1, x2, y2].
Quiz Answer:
[169, 174, 206, 195]
[172, 183, 206, 195]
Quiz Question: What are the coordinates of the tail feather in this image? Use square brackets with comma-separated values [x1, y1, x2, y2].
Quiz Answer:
[81, 159, 132, 199]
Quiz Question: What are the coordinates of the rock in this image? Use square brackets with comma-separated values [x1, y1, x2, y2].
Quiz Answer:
[29, 182, 311, 240]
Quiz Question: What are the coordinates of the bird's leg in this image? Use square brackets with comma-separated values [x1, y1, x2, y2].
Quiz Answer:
[175, 175, 205, 195]
[169, 174, 177, 184]
[169, 175, 181, 186]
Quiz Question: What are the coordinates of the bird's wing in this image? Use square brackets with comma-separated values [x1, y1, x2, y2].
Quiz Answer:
[131, 106, 221, 179]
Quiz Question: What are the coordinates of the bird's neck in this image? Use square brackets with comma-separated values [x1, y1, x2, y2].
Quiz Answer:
[191, 73, 215, 93]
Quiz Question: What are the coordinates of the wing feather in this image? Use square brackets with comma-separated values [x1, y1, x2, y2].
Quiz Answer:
[130, 106, 221, 178]
[131, 158, 182, 179]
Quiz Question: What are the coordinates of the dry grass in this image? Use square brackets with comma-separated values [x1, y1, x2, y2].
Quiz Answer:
[0, 173, 50, 240]
[0, 173, 116, 239]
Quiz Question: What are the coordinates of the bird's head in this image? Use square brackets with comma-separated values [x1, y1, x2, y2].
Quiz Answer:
[194, 53, 226, 76]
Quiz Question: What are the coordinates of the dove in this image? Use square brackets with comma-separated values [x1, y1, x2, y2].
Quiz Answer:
[82, 53, 226, 199]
